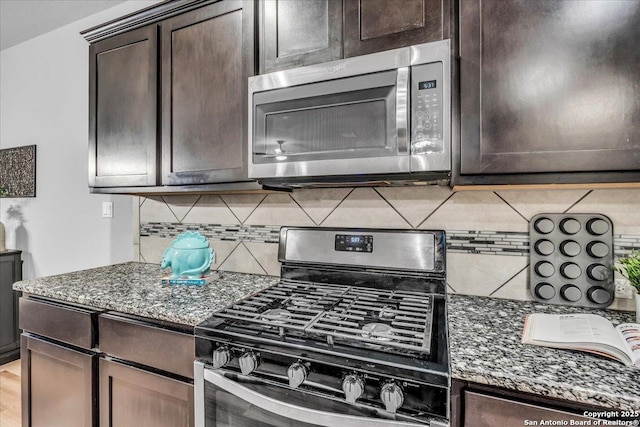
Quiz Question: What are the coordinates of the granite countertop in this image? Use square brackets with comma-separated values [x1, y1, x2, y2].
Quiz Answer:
[448, 294, 640, 411]
[13, 262, 278, 326]
[14, 263, 639, 411]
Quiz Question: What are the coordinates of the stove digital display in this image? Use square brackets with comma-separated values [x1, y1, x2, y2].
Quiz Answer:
[335, 234, 373, 253]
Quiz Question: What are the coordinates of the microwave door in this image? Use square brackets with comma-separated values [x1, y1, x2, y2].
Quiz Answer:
[250, 68, 409, 179]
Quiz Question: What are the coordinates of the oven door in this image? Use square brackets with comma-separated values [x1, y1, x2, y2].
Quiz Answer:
[195, 362, 439, 427]
[249, 67, 409, 179]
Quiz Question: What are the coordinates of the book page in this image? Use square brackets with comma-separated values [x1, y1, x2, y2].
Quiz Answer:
[616, 324, 640, 365]
[525, 314, 630, 362]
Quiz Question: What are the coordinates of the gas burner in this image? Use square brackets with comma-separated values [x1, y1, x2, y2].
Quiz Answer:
[377, 305, 397, 320]
[361, 323, 395, 341]
[291, 298, 313, 307]
[261, 308, 291, 323]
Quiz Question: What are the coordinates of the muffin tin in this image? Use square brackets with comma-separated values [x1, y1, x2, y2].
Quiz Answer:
[529, 213, 614, 308]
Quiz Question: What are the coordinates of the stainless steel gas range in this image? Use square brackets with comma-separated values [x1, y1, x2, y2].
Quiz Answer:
[194, 227, 450, 427]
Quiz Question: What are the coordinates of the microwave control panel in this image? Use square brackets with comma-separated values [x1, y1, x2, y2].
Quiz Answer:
[411, 62, 443, 154]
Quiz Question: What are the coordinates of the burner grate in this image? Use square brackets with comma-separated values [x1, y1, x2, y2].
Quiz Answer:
[214, 279, 348, 330]
[306, 287, 434, 352]
[213, 279, 435, 355]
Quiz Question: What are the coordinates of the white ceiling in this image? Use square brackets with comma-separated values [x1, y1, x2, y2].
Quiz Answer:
[0, 0, 128, 51]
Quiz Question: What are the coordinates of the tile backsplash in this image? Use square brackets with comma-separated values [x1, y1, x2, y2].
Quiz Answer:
[135, 187, 640, 311]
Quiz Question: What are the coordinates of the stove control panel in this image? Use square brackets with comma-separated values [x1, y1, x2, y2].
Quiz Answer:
[197, 339, 448, 422]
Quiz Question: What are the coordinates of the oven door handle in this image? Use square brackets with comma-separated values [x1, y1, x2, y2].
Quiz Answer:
[203, 368, 429, 427]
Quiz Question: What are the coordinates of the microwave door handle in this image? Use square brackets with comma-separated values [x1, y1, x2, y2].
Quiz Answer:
[396, 66, 410, 155]
[203, 369, 428, 427]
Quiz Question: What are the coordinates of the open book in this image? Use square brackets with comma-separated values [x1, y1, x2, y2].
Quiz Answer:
[522, 313, 640, 367]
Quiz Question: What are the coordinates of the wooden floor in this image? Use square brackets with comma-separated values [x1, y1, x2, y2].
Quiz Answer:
[0, 359, 21, 427]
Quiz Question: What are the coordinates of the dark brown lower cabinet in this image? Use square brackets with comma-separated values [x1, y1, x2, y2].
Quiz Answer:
[21, 334, 97, 427]
[451, 379, 621, 427]
[462, 391, 595, 426]
[99, 358, 194, 427]
[19, 296, 195, 427]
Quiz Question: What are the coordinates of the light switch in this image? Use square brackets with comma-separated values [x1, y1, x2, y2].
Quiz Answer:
[102, 202, 113, 218]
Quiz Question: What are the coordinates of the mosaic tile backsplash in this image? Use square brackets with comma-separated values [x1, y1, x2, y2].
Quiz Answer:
[135, 187, 640, 310]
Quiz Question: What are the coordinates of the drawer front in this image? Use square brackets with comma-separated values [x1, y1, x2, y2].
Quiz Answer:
[464, 391, 596, 427]
[19, 297, 97, 349]
[99, 313, 194, 379]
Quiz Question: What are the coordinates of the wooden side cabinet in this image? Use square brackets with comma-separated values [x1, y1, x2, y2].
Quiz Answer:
[457, 0, 640, 184]
[99, 358, 194, 427]
[0, 250, 22, 365]
[89, 25, 158, 187]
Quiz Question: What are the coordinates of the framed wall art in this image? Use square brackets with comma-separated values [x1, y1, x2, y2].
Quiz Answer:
[0, 145, 36, 198]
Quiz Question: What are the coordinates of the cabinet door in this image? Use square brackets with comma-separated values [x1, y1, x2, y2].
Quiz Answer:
[0, 252, 21, 363]
[99, 358, 194, 427]
[459, 0, 640, 176]
[161, 0, 253, 185]
[89, 25, 158, 187]
[463, 391, 595, 427]
[344, 0, 446, 57]
[21, 335, 96, 427]
[259, 0, 343, 73]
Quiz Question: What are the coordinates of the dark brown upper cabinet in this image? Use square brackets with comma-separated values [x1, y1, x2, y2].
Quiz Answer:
[89, 26, 158, 187]
[85, 0, 256, 191]
[258, 0, 343, 74]
[258, 0, 449, 74]
[161, 1, 251, 185]
[344, 0, 447, 57]
[456, 0, 640, 185]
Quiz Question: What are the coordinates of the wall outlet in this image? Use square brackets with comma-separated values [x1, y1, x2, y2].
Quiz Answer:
[614, 279, 634, 299]
[102, 201, 113, 218]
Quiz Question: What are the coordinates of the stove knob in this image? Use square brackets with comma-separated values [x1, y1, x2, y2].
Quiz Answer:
[212, 346, 231, 369]
[342, 374, 365, 403]
[287, 362, 308, 388]
[239, 351, 259, 375]
[380, 382, 404, 414]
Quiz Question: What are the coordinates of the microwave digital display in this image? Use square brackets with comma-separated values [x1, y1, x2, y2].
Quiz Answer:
[335, 234, 373, 253]
[418, 80, 437, 90]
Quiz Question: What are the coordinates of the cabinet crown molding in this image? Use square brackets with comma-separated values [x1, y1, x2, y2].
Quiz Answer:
[80, 0, 215, 43]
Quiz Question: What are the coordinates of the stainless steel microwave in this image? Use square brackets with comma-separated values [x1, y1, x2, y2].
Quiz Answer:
[248, 40, 451, 186]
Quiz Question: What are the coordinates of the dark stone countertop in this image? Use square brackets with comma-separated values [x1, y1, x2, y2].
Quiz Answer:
[448, 294, 639, 411]
[14, 264, 639, 411]
[13, 262, 278, 326]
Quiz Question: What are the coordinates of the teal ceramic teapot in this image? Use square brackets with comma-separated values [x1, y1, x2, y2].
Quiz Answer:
[161, 231, 214, 278]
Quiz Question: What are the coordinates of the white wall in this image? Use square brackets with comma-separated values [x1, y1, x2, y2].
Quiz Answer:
[0, 1, 158, 279]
